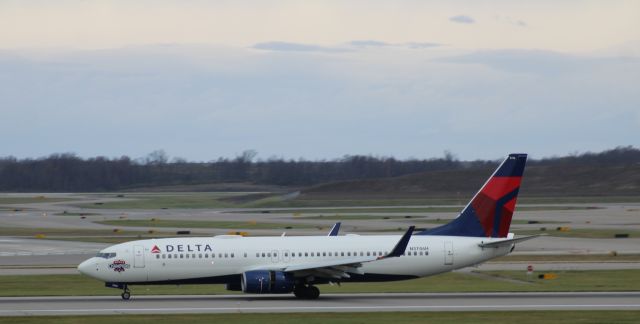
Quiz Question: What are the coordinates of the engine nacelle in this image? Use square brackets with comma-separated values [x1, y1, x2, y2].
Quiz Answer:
[241, 270, 294, 294]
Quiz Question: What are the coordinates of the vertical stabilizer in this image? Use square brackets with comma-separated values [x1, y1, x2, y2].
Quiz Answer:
[417, 153, 527, 238]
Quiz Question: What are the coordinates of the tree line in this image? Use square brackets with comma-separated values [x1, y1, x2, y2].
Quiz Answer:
[0, 146, 637, 192]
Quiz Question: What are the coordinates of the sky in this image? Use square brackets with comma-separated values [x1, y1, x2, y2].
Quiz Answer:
[1, 0, 639, 161]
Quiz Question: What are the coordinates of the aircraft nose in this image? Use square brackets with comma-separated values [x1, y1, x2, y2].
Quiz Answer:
[77, 258, 95, 276]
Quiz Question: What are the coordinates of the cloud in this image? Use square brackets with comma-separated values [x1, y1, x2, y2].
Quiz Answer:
[405, 42, 442, 49]
[252, 41, 346, 53]
[253, 40, 442, 53]
[449, 15, 475, 24]
[349, 40, 390, 48]
[495, 16, 527, 28]
[1, 45, 638, 161]
[438, 49, 606, 75]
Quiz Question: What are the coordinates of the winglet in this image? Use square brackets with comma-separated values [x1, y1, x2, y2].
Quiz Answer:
[328, 222, 341, 236]
[381, 226, 415, 259]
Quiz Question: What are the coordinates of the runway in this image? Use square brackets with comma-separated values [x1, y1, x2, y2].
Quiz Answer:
[1, 292, 639, 316]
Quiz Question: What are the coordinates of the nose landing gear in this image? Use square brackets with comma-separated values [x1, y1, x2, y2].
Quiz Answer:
[121, 285, 131, 300]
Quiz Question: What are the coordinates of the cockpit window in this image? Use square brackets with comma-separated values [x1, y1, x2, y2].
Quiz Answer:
[96, 252, 117, 259]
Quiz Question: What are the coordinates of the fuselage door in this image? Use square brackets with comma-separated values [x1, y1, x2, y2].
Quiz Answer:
[444, 241, 454, 265]
[134, 245, 145, 268]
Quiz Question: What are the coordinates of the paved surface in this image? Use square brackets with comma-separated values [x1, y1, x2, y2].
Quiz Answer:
[0, 292, 638, 316]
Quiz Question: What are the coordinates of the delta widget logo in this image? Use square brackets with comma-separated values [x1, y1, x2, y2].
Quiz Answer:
[151, 245, 161, 253]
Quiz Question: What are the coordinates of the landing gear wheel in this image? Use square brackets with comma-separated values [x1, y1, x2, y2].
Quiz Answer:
[293, 285, 320, 299]
[308, 286, 320, 299]
[121, 284, 131, 300]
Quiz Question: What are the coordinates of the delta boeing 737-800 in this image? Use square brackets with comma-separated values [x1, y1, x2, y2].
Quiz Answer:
[78, 153, 535, 300]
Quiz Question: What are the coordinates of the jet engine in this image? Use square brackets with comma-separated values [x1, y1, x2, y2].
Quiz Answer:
[241, 270, 294, 294]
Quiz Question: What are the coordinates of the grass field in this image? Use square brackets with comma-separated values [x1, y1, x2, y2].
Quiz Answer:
[74, 191, 638, 210]
[235, 205, 601, 215]
[253, 196, 640, 208]
[76, 193, 245, 209]
[299, 215, 566, 226]
[95, 219, 322, 230]
[514, 228, 639, 239]
[54, 212, 100, 216]
[495, 253, 640, 262]
[0, 197, 73, 205]
[0, 227, 161, 237]
[3, 270, 639, 297]
[1, 311, 639, 324]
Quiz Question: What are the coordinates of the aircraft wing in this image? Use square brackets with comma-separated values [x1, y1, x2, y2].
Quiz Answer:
[280, 226, 415, 279]
[478, 234, 540, 248]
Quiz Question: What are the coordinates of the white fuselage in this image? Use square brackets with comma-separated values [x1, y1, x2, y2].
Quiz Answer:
[78, 234, 512, 284]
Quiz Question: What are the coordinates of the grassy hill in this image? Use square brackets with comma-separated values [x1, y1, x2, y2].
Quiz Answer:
[300, 163, 640, 200]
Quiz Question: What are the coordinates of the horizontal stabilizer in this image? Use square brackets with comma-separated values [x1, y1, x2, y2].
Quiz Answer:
[478, 235, 540, 248]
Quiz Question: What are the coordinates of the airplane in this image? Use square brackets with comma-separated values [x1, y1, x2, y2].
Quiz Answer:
[78, 153, 535, 300]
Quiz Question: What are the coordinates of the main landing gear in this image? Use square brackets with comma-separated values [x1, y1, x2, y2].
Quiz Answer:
[121, 285, 131, 300]
[293, 284, 320, 299]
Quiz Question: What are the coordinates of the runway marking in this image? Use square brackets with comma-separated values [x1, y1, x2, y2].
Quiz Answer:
[3, 304, 640, 315]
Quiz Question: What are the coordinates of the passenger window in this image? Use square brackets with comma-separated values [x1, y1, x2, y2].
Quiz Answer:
[224, 253, 228, 258]
[244, 253, 247, 258]
[156, 255, 160, 259]
[328, 252, 332, 256]
[162, 254, 166, 259]
[299, 252, 302, 257]
[262, 252, 266, 257]
[231, 253, 234, 258]
[285, 252, 288, 257]
[322, 252, 326, 257]
[267, 253, 271, 257]
[219, 253, 223, 258]
[205, 253, 209, 258]
[311, 252, 314, 257]
[168, 254, 172, 259]
[305, 252, 308, 257]
[186, 254, 190, 259]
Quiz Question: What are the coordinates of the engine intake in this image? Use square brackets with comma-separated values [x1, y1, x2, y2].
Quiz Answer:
[242, 270, 294, 294]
